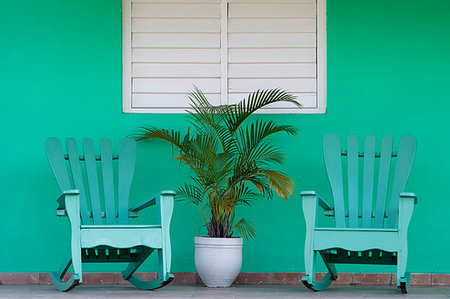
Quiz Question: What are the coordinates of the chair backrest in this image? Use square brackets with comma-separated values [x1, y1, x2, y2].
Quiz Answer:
[45, 137, 136, 225]
[323, 134, 416, 229]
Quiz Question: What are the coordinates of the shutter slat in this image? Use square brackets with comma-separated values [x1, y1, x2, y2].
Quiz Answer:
[133, 33, 220, 48]
[228, 18, 316, 33]
[228, 33, 316, 48]
[133, 63, 221, 78]
[133, 78, 221, 93]
[132, 18, 220, 33]
[229, 48, 316, 63]
[132, 3, 220, 18]
[229, 78, 316, 93]
[229, 2, 316, 18]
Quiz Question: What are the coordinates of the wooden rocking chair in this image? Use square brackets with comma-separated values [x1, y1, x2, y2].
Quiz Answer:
[301, 134, 417, 293]
[45, 137, 175, 291]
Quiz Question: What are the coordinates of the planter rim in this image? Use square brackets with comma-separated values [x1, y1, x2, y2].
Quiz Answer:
[195, 236, 243, 246]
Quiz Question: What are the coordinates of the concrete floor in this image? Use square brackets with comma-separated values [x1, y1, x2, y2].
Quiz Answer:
[0, 285, 448, 298]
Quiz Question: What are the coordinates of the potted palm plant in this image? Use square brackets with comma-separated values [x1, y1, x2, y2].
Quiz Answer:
[134, 88, 301, 287]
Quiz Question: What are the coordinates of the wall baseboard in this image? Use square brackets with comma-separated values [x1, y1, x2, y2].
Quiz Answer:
[0, 272, 449, 286]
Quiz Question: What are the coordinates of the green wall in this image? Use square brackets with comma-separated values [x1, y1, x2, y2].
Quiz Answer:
[1, 0, 450, 274]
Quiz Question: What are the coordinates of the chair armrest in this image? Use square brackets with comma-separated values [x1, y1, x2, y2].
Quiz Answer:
[400, 192, 418, 204]
[129, 190, 176, 213]
[398, 192, 416, 234]
[300, 191, 333, 211]
[55, 190, 81, 234]
[56, 189, 80, 216]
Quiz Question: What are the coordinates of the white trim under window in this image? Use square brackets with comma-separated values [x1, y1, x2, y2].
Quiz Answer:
[122, 0, 327, 114]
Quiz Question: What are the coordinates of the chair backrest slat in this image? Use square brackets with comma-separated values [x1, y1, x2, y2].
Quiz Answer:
[118, 138, 136, 225]
[347, 135, 359, 228]
[362, 135, 376, 228]
[100, 138, 116, 225]
[323, 134, 346, 228]
[323, 134, 416, 229]
[386, 136, 417, 228]
[374, 136, 393, 228]
[45, 138, 72, 191]
[82, 138, 103, 225]
[66, 138, 91, 224]
[46, 137, 137, 225]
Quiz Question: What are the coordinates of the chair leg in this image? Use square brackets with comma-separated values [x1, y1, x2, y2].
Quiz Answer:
[122, 247, 174, 290]
[50, 248, 81, 292]
[320, 251, 338, 281]
[302, 250, 336, 291]
[122, 248, 153, 280]
[396, 251, 411, 294]
[302, 249, 316, 287]
[158, 247, 174, 283]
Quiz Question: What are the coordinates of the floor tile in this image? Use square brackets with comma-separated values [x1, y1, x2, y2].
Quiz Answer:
[0, 284, 447, 298]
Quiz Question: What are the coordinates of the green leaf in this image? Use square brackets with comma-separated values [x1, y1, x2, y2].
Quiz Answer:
[235, 218, 257, 240]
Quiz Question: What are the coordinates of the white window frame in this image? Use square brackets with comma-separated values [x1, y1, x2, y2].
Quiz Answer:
[122, 0, 327, 114]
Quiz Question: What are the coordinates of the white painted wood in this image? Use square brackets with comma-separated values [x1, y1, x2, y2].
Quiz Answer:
[132, 18, 220, 33]
[229, 2, 316, 18]
[229, 78, 316, 93]
[123, 0, 326, 114]
[228, 33, 316, 48]
[228, 63, 316, 78]
[132, 0, 219, 2]
[228, 18, 316, 33]
[228, 0, 314, 2]
[133, 93, 221, 108]
[317, 0, 327, 113]
[133, 49, 221, 63]
[133, 78, 221, 93]
[133, 33, 220, 48]
[228, 93, 316, 107]
[133, 63, 221, 77]
[132, 3, 220, 18]
[124, 106, 325, 114]
[122, 0, 133, 110]
[229, 48, 316, 63]
[220, 0, 228, 105]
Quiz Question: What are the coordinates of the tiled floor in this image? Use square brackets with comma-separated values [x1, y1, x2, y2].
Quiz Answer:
[0, 285, 448, 298]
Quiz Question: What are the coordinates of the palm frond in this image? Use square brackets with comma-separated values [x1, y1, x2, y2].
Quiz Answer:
[235, 218, 257, 239]
[134, 88, 300, 240]
[177, 183, 204, 206]
[224, 89, 301, 134]
[260, 169, 295, 199]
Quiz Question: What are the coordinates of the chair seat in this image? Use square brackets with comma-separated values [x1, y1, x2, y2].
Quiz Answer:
[314, 227, 399, 252]
[80, 225, 163, 249]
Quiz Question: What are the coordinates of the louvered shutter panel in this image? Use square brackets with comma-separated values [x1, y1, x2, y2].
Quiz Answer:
[227, 0, 319, 110]
[123, 0, 222, 112]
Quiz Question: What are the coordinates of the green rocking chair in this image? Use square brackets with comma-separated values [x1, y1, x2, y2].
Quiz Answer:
[45, 137, 175, 292]
[301, 134, 417, 293]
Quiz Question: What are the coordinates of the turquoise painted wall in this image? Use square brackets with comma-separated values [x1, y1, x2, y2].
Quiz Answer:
[1, 0, 450, 274]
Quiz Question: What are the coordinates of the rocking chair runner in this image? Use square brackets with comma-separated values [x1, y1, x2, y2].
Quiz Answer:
[301, 134, 417, 293]
[45, 137, 175, 292]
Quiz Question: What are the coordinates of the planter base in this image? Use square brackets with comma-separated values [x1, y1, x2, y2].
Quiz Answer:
[194, 236, 243, 287]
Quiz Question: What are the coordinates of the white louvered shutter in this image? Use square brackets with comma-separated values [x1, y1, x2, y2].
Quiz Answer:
[123, 0, 326, 113]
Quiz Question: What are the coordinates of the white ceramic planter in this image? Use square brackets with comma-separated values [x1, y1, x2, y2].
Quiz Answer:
[194, 236, 243, 287]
